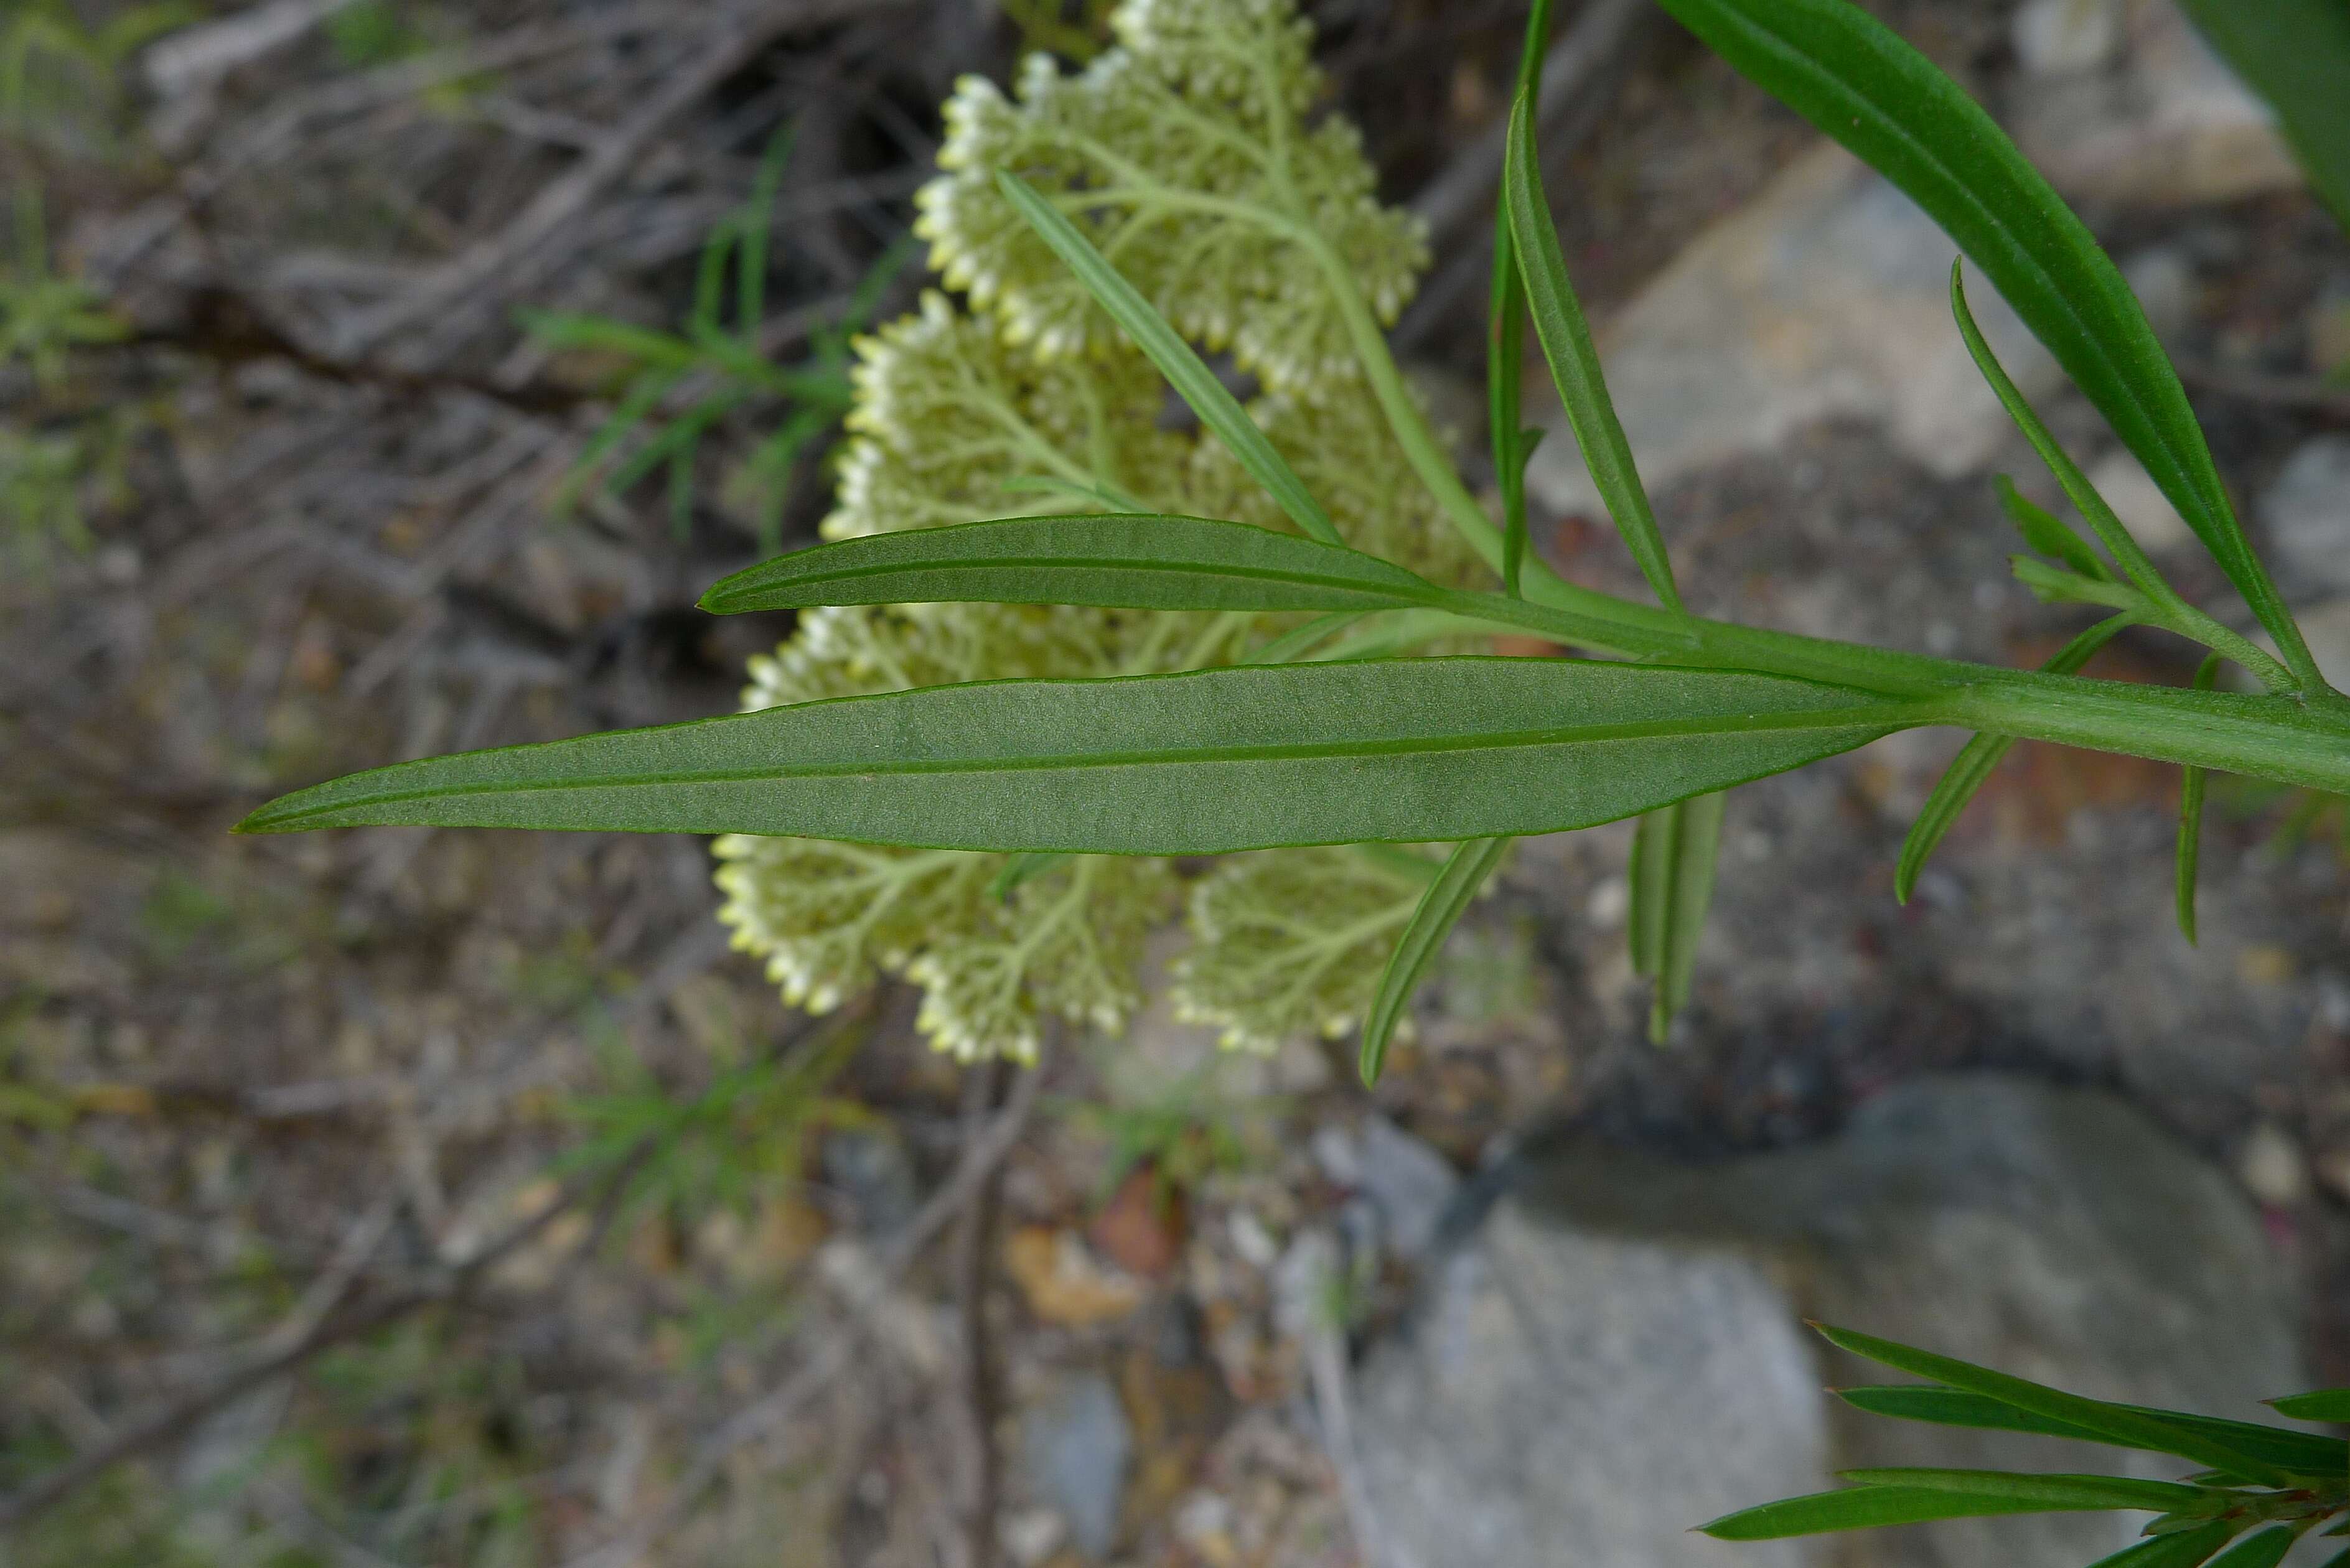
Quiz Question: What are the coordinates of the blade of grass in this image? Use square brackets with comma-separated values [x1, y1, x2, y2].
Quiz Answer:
[1503, 89, 1682, 613]
[1814, 1324, 2296, 1486]
[2086, 1522, 2237, 1568]
[2204, 1528, 2299, 1568]
[995, 170, 1341, 547]
[2177, 653, 2222, 943]
[1653, 0, 2323, 694]
[2265, 1391, 2350, 1423]
[1359, 836, 1510, 1085]
[235, 659, 1909, 853]
[1897, 612, 2133, 902]
[738, 123, 796, 338]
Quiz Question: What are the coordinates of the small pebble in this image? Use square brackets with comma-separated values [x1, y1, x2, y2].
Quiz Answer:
[2239, 1123, 2309, 1208]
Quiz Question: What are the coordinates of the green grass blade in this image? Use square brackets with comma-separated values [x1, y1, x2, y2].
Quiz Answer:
[1835, 1386, 2350, 1477]
[696, 515, 1446, 616]
[1248, 610, 1369, 665]
[1998, 474, 2111, 582]
[1655, 0, 2320, 693]
[1652, 787, 1725, 1042]
[2266, 1390, 2350, 1423]
[1359, 836, 1510, 1086]
[2177, 653, 2222, 943]
[1491, 0, 1560, 600]
[1833, 1470, 2211, 1512]
[235, 660, 1909, 852]
[2175, 0, 2350, 231]
[1699, 1485, 2127, 1541]
[738, 123, 797, 338]
[1896, 612, 2132, 902]
[1815, 1324, 2296, 1486]
[996, 474, 1151, 515]
[989, 851, 1069, 901]
[995, 170, 1342, 547]
[1503, 89, 1683, 614]
[2087, 1522, 2235, 1568]
[2205, 1528, 2299, 1568]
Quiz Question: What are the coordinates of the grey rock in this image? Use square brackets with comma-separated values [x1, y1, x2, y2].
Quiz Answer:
[2262, 437, 2350, 592]
[2013, 0, 2125, 75]
[1019, 1371, 1131, 1562]
[1525, 144, 2061, 521]
[2010, 0, 2301, 209]
[1313, 1114, 1461, 1263]
[1352, 1076, 2305, 1568]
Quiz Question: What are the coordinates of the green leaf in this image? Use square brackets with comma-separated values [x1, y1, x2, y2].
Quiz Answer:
[698, 515, 1445, 617]
[2086, 1521, 2235, 1568]
[2177, 653, 2222, 943]
[1699, 1485, 2129, 1541]
[2174, 0, 2350, 232]
[1896, 613, 2132, 902]
[995, 170, 1342, 547]
[1835, 1386, 2350, 1477]
[1654, 0, 2321, 694]
[1834, 1470, 2212, 1513]
[236, 660, 1908, 853]
[1504, 90, 1683, 614]
[1629, 790, 1726, 1043]
[1359, 836, 1510, 1086]
[1814, 1324, 2296, 1486]
[2267, 1390, 2350, 1424]
[989, 851, 1069, 902]
[1491, 0, 1560, 600]
[1998, 474, 2112, 582]
[2203, 1528, 2299, 1568]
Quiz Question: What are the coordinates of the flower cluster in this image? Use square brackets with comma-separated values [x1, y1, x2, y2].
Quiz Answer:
[715, 0, 1483, 1062]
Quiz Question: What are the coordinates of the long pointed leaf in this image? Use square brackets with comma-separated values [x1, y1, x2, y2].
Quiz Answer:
[2087, 1522, 2236, 1568]
[2177, 653, 2222, 943]
[236, 660, 1908, 852]
[1654, 0, 2321, 693]
[2204, 1528, 2299, 1568]
[1491, 0, 1560, 600]
[1998, 474, 2111, 582]
[995, 170, 1342, 547]
[1815, 1324, 2295, 1486]
[1835, 1386, 2350, 1477]
[698, 515, 1445, 616]
[1897, 613, 2133, 902]
[1700, 1485, 2132, 1541]
[1504, 90, 1682, 614]
[2267, 1390, 2350, 1424]
[1628, 800, 1677, 982]
[1359, 836, 1510, 1086]
[1652, 787, 1725, 1042]
[1833, 1470, 2211, 1513]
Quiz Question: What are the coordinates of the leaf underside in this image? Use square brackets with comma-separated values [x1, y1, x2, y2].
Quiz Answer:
[238, 660, 1902, 854]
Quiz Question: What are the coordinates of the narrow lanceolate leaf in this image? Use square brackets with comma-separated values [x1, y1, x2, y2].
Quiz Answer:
[1834, 1470, 2212, 1513]
[2203, 1528, 2300, 1568]
[1998, 474, 2111, 582]
[1360, 836, 1510, 1086]
[2177, 654, 2222, 943]
[2086, 1522, 2237, 1568]
[1491, 0, 1560, 599]
[698, 515, 1446, 616]
[1898, 613, 2132, 903]
[1504, 90, 1683, 614]
[1654, 0, 2321, 693]
[1654, 799, 1730, 1043]
[1815, 1325, 2296, 1486]
[1835, 1386, 2350, 1478]
[237, 660, 1909, 853]
[2174, 0, 2350, 230]
[995, 170, 1342, 548]
[1699, 1485, 2128, 1541]
[2267, 1389, 2350, 1424]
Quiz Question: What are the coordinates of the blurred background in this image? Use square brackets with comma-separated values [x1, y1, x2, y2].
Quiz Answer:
[3, 1, 2348, 1564]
